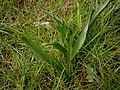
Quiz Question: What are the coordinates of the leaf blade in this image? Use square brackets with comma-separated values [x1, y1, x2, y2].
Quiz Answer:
[89, 0, 112, 28]
[22, 36, 65, 74]
[52, 42, 67, 56]
[72, 6, 93, 59]
[72, 23, 89, 59]
[42, 10, 70, 44]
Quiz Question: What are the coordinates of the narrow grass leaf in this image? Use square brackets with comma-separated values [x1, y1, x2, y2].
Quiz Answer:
[0, 29, 13, 36]
[42, 9, 62, 23]
[86, 65, 97, 82]
[89, 0, 112, 28]
[72, 0, 112, 58]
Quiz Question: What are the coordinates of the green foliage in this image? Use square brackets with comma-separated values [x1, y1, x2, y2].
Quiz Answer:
[1, 0, 120, 89]
[22, 0, 113, 78]
[89, 0, 112, 28]
[22, 36, 67, 76]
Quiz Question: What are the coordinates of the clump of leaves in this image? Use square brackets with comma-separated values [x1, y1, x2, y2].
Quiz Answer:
[22, 0, 114, 79]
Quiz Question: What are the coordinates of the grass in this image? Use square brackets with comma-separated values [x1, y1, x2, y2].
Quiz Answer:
[0, 0, 120, 90]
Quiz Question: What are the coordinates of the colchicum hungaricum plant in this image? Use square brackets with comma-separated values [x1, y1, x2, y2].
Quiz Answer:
[22, 0, 114, 79]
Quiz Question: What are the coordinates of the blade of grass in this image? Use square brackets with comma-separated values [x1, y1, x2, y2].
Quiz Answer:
[89, 0, 112, 28]
[41, 9, 63, 23]
[0, 29, 13, 36]
[72, 0, 113, 58]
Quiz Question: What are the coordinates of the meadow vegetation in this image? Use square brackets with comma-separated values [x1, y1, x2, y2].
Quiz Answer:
[0, 0, 120, 90]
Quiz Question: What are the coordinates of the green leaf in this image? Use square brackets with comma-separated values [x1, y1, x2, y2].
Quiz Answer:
[72, 24, 89, 59]
[22, 36, 65, 74]
[55, 24, 69, 43]
[89, 0, 112, 28]
[52, 42, 67, 56]
[42, 10, 70, 44]
[72, 9, 92, 59]
[72, 0, 112, 58]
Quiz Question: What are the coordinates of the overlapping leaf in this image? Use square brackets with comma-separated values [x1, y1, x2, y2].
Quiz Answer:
[22, 36, 65, 75]
[52, 42, 67, 56]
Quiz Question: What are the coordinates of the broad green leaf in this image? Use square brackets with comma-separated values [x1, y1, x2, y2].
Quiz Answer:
[89, 0, 112, 28]
[22, 36, 65, 74]
[52, 42, 67, 56]
[72, 9, 92, 59]
[72, 23, 89, 59]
